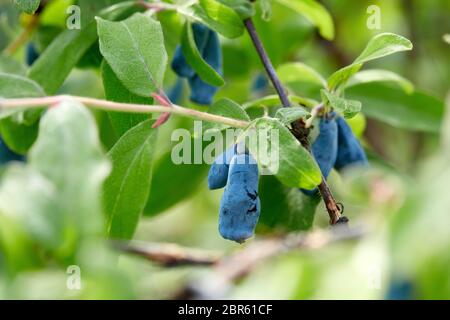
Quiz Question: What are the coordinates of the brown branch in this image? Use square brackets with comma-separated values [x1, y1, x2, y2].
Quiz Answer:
[111, 241, 221, 267]
[3, 14, 39, 56]
[110, 227, 366, 299]
[243, 19, 290, 107]
[173, 226, 366, 299]
[112, 226, 365, 271]
[243, 18, 344, 225]
[216, 225, 364, 281]
[3, 0, 48, 56]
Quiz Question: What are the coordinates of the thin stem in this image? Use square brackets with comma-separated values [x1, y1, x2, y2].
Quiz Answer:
[216, 225, 364, 282]
[111, 226, 365, 273]
[243, 18, 344, 225]
[317, 179, 341, 225]
[111, 240, 221, 267]
[151, 92, 172, 128]
[3, 0, 47, 56]
[174, 225, 365, 298]
[3, 14, 39, 56]
[244, 19, 291, 108]
[0, 95, 250, 129]
[305, 103, 325, 128]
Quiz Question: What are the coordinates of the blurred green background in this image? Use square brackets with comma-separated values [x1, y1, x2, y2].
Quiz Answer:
[0, 0, 449, 299]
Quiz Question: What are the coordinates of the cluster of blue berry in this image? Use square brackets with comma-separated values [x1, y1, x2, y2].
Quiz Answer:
[208, 146, 261, 243]
[169, 24, 368, 242]
[303, 113, 368, 196]
[171, 23, 222, 105]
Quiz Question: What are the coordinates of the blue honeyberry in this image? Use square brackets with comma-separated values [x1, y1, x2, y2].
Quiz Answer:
[311, 116, 338, 179]
[0, 136, 25, 165]
[203, 28, 222, 74]
[219, 153, 261, 243]
[167, 78, 184, 104]
[171, 23, 223, 106]
[252, 73, 269, 93]
[25, 43, 39, 66]
[171, 23, 210, 78]
[335, 116, 368, 171]
[386, 279, 415, 300]
[188, 28, 222, 105]
[302, 115, 338, 196]
[188, 75, 220, 106]
[208, 145, 237, 190]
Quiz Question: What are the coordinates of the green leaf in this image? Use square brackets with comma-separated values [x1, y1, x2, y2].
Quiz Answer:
[203, 98, 249, 132]
[0, 166, 50, 271]
[29, 100, 111, 242]
[277, 62, 327, 88]
[242, 118, 321, 189]
[354, 33, 413, 65]
[0, 164, 61, 251]
[275, 0, 334, 40]
[0, 73, 45, 120]
[328, 33, 413, 90]
[257, 175, 320, 233]
[216, 0, 255, 19]
[97, 13, 168, 97]
[327, 64, 362, 93]
[179, 0, 244, 39]
[181, 21, 225, 87]
[144, 148, 209, 217]
[28, 23, 97, 95]
[275, 107, 311, 125]
[259, 0, 272, 21]
[29, 2, 135, 94]
[321, 89, 361, 119]
[243, 95, 318, 109]
[346, 69, 414, 94]
[0, 73, 45, 154]
[77, 0, 125, 28]
[13, 0, 40, 14]
[347, 83, 444, 133]
[0, 55, 27, 76]
[103, 119, 158, 239]
[210, 98, 249, 120]
[0, 73, 44, 98]
[101, 61, 152, 138]
[0, 118, 39, 155]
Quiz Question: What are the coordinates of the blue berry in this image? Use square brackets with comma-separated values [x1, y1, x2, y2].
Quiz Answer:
[171, 23, 222, 105]
[208, 146, 236, 190]
[219, 153, 260, 243]
[189, 29, 222, 105]
[386, 279, 415, 300]
[335, 116, 368, 171]
[25, 43, 39, 66]
[252, 73, 269, 93]
[171, 24, 210, 79]
[302, 115, 338, 196]
[188, 75, 219, 106]
[311, 116, 338, 179]
[167, 78, 184, 104]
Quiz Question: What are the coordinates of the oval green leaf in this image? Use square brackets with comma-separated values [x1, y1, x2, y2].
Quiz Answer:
[103, 119, 158, 239]
[97, 13, 168, 97]
[181, 21, 225, 87]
